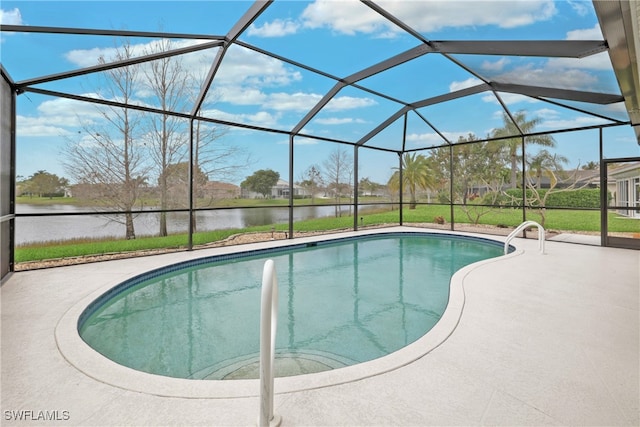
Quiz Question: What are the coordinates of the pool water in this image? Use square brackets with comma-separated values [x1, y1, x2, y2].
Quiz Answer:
[79, 233, 503, 380]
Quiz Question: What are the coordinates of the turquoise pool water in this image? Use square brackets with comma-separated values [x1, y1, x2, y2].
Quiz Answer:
[79, 233, 504, 380]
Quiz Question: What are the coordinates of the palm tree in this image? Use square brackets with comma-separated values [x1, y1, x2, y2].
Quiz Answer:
[492, 111, 556, 188]
[393, 153, 435, 209]
[527, 150, 569, 189]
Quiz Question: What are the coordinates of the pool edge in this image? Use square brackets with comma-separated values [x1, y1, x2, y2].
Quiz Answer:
[55, 227, 523, 399]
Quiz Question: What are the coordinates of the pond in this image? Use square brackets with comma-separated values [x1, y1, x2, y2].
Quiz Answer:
[15, 204, 387, 244]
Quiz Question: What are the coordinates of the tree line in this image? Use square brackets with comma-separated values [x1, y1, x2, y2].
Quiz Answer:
[388, 112, 599, 226]
[17, 171, 69, 198]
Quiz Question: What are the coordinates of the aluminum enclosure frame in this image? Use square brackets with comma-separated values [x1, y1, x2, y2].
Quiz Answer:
[1, 0, 638, 278]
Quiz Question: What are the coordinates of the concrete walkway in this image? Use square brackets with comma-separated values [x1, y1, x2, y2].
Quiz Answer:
[1, 227, 638, 426]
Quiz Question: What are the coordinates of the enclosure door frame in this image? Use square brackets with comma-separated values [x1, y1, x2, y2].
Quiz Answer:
[601, 156, 640, 250]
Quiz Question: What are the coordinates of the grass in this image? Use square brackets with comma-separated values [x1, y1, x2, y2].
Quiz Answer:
[16, 196, 83, 205]
[14, 203, 639, 263]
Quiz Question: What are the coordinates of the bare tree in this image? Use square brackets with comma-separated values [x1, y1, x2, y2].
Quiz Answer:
[386, 171, 400, 210]
[142, 38, 190, 237]
[63, 41, 149, 240]
[522, 153, 584, 227]
[187, 63, 252, 230]
[298, 164, 324, 204]
[323, 148, 353, 217]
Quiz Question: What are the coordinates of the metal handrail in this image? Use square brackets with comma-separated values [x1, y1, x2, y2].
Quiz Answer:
[504, 220, 546, 255]
[259, 260, 282, 427]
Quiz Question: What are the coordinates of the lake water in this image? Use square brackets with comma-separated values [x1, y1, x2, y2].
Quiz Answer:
[15, 204, 383, 245]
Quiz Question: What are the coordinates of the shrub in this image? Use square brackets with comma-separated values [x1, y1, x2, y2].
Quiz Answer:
[503, 188, 604, 208]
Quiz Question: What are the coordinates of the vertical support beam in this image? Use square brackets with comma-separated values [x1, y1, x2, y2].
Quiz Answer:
[188, 119, 195, 250]
[398, 153, 403, 226]
[8, 77, 17, 274]
[401, 112, 408, 153]
[521, 136, 527, 236]
[449, 144, 454, 231]
[599, 127, 607, 247]
[1, 67, 18, 279]
[288, 134, 294, 239]
[353, 145, 359, 231]
[10, 81, 16, 272]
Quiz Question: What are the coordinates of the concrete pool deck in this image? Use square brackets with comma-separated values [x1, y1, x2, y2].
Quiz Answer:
[1, 227, 638, 426]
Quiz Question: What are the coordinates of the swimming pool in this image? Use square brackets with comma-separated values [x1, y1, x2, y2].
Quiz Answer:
[78, 232, 505, 381]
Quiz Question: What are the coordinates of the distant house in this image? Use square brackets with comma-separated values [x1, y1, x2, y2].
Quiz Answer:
[241, 180, 310, 199]
[609, 162, 640, 218]
[527, 169, 600, 189]
[270, 180, 309, 198]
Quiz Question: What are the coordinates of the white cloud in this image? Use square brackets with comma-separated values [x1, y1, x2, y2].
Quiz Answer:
[263, 92, 322, 112]
[539, 115, 609, 129]
[544, 25, 609, 71]
[276, 137, 320, 145]
[493, 63, 598, 91]
[58, 38, 376, 133]
[17, 96, 105, 137]
[202, 108, 281, 128]
[218, 45, 303, 87]
[547, 52, 612, 72]
[0, 8, 23, 25]
[293, 137, 320, 145]
[218, 86, 268, 106]
[63, 40, 303, 99]
[567, 1, 591, 17]
[391, 0, 557, 31]
[482, 58, 510, 73]
[533, 107, 611, 129]
[16, 116, 73, 137]
[603, 101, 629, 115]
[1, 7, 24, 41]
[533, 107, 560, 119]
[301, 1, 387, 35]
[301, 0, 556, 36]
[406, 130, 470, 145]
[326, 95, 376, 111]
[483, 91, 539, 107]
[315, 117, 366, 125]
[217, 88, 374, 113]
[566, 23, 602, 40]
[449, 77, 483, 92]
[248, 19, 300, 37]
[16, 92, 160, 139]
[37, 95, 104, 120]
[65, 46, 121, 68]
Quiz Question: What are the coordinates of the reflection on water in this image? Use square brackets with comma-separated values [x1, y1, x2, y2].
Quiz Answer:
[15, 204, 381, 244]
[79, 234, 503, 379]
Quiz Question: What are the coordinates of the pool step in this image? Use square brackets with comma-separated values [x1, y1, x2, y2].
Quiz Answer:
[194, 351, 357, 380]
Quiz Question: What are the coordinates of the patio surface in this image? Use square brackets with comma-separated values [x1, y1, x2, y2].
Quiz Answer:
[1, 227, 638, 426]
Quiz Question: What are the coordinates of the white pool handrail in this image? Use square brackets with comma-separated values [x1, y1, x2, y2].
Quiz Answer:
[504, 220, 545, 255]
[259, 260, 282, 427]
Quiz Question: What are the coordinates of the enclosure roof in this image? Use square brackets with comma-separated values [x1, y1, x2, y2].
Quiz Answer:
[1, 0, 638, 152]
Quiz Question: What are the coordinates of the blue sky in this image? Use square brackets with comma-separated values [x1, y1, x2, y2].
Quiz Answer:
[2, 0, 638, 186]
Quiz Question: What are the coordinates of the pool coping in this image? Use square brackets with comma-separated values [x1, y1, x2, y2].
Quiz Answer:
[55, 228, 522, 399]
